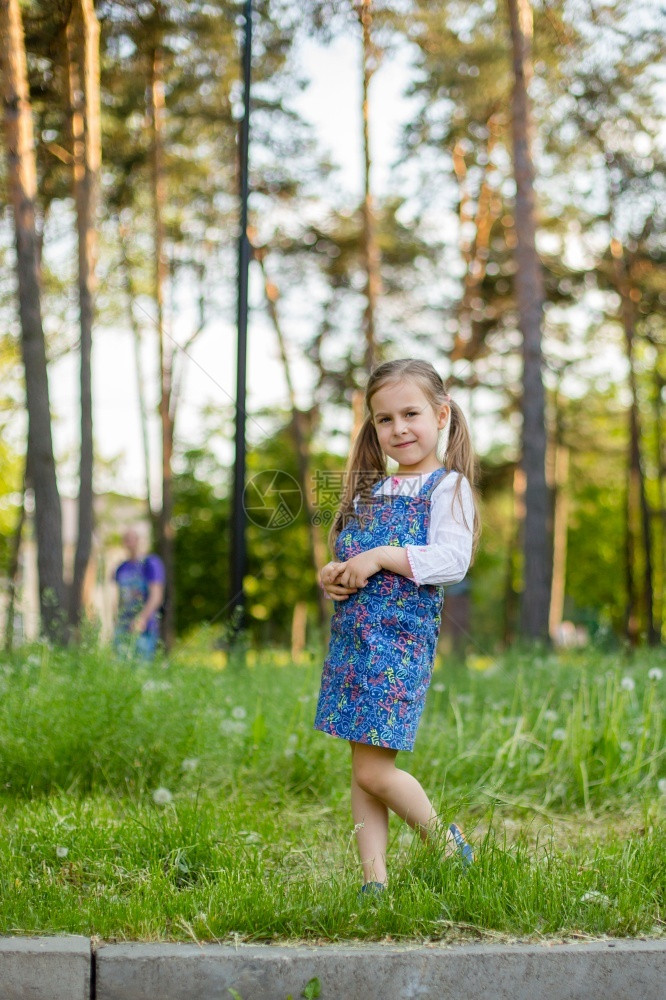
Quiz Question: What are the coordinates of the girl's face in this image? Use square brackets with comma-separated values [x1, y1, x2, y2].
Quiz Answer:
[370, 378, 449, 475]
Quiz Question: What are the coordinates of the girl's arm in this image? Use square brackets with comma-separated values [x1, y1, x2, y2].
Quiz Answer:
[337, 474, 474, 589]
[403, 474, 474, 585]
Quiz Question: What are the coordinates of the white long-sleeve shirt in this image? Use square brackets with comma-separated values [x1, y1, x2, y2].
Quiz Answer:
[372, 470, 474, 586]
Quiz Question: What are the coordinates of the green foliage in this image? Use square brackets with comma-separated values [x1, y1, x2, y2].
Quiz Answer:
[173, 408, 345, 642]
[0, 440, 22, 577]
[173, 445, 232, 636]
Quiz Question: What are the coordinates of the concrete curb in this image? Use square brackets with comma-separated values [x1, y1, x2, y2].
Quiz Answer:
[96, 939, 666, 1000]
[0, 935, 91, 1000]
[1, 937, 665, 1000]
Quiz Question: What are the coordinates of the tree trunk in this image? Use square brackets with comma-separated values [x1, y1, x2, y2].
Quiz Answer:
[548, 442, 569, 637]
[506, 0, 552, 640]
[119, 227, 154, 522]
[3, 469, 26, 652]
[451, 116, 504, 362]
[0, 0, 66, 641]
[149, 42, 175, 648]
[654, 369, 665, 640]
[503, 466, 525, 645]
[356, 0, 381, 372]
[610, 238, 657, 644]
[257, 253, 329, 628]
[291, 600, 307, 660]
[66, 0, 101, 629]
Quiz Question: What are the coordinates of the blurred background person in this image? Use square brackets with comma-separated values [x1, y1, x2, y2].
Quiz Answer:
[113, 528, 165, 661]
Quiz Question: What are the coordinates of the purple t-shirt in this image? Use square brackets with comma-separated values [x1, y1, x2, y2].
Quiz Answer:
[114, 555, 165, 637]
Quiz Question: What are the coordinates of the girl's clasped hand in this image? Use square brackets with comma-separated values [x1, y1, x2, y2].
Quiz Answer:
[320, 552, 383, 597]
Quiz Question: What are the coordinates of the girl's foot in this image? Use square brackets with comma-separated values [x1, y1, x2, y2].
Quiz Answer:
[359, 880, 386, 899]
[447, 823, 474, 868]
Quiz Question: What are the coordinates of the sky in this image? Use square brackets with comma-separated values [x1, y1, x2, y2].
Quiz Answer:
[48, 32, 418, 502]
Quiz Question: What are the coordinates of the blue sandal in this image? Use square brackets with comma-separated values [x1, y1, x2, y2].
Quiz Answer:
[448, 823, 474, 868]
[359, 881, 386, 898]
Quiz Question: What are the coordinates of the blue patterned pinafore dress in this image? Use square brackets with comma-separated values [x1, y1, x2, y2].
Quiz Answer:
[314, 467, 448, 751]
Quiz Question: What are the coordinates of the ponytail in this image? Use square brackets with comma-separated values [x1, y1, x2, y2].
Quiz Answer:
[444, 398, 481, 557]
[328, 415, 385, 550]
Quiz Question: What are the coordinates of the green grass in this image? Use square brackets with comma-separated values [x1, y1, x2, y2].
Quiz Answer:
[0, 640, 664, 942]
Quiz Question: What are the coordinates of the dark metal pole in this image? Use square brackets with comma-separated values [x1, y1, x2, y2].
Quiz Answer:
[231, 0, 252, 633]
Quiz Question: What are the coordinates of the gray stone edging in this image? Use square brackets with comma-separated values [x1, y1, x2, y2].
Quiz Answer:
[2, 937, 666, 1000]
[0, 935, 91, 1000]
[95, 939, 666, 1000]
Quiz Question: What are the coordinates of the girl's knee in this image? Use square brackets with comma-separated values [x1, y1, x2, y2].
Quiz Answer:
[353, 747, 395, 797]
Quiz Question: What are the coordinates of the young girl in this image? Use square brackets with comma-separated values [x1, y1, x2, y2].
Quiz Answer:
[313, 358, 480, 893]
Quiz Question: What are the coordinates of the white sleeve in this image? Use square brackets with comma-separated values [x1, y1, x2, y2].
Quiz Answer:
[404, 473, 474, 586]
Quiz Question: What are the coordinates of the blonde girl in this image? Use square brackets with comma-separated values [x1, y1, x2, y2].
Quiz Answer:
[313, 359, 480, 893]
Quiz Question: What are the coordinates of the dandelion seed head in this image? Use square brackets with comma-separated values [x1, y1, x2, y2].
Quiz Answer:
[56, 846, 68, 858]
[221, 719, 247, 735]
[620, 741, 633, 753]
[580, 891, 611, 906]
[231, 706, 247, 720]
[142, 679, 172, 694]
[543, 709, 558, 722]
[552, 728, 567, 742]
[432, 683, 446, 693]
[658, 778, 666, 796]
[648, 667, 663, 682]
[152, 786, 173, 805]
[238, 830, 262, 844]
[620, 676, 635, 692]
[181, 758, 199, 772]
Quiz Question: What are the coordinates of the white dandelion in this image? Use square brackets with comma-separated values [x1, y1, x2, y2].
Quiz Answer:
[580, 891, 611, 907]
[620, 676, 636, 692]
[142, 679, 172, 694]
[648, 667, 663, 682]
[152, 787, 173, 805]
[56, 846, 68, 858]
[543, 709, 558, 723]
[238, 830, 262, 844]
[552, 728, 567, 742]
[221, 719, 247, 735]
[181, 758, 199, 772]
[658, 778, 666, 796]
[231, 706, 247, 720]
[432, 683, 446, 693]
[620, 741, 633, 754]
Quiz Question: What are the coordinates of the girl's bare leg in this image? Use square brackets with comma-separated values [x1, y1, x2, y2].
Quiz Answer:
[351, 742, 457, 862]
[350, 753, 390, 884]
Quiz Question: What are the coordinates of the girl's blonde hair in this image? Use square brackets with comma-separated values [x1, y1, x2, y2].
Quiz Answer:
[329, 359, 481, 556]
